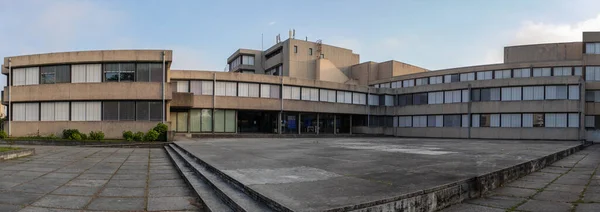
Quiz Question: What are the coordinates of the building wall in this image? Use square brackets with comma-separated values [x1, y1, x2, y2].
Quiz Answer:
[504, 42, 583, 64]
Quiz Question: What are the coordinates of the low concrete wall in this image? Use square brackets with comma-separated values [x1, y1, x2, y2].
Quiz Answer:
[347, 144, 583, 212]
[8, 121, 160, 139]
[0, 148, 34, 160]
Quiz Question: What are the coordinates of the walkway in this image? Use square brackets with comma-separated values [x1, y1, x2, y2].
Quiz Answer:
[442, 145, 600, 212]
[0, 145, 201, 212]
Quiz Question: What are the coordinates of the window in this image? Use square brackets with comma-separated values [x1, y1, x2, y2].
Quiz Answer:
[242, 55, 255, 65]
[309, 48, 313, 55]
[391, 81, 400, 88]
[294, 46, 298, 53]
[523, 114, 533, 127]
[585, 116, 595, 128]
[283, 86, 301, 100]
[190, 81, 214, 95]
[444, 74, 459, 83]
[586, 43, 600, 54]
[523, 86, 544, 100]
[545, 86, 567, 100]
[398, 116, 412, 127]
[12, 103, 39, 121]
[429, 76, 443, 84]
[490, 114, 500, 127]
[41, 65, 70, 84]
[476, 71, 493, 80]
[176, 81, 189, 93]
[71, 102, 101, 121]
[479, 114, 492, 127]
[585, 66, 600, 81]
[575, 67, 583, 76]
[215, 82, 237, 96]
[444, 90, 461, 103]
[40, 102, 69, 121]
[416, 78, 429, 86]
[402, 79, 414, 87]
[480, 88, 500, 101]
[460, 73, 475, 81]
[319, 89, 335, 102]
[513, 68, 531, 78]
[213, 110, 236, 133]
[397, 94, 412, 106]
[427, 115, 443, 127]
[545, 113, 567, 128]
[568, 85, 580, 100]
[553, 67, 572, 76]
[238, 83, 259, 97]
[229, 56, 241, 70]
[472, 114, 480, 127]
[136, 63, 164, 82]
[501, 114, 521, 127]
[428, 92, 444, 104]
[72, 64, 102, 83]
[104, 63, 134, 82]
[568, 113, 579, 128]
[471, 89, 481, 102]
[379, 83, 391, 88]
[461, 90, 469, 102]
[501, 87, 522, 101]
[12, 67, 39, 86]
[301, 88, 319, 101]
[413, 93, 428, 105]
[384, 95, 393, 106]
[494, 70, 511, 79]
[443, 115, 461, 127]
[412, 116, 427, 127]
[368, 94, 380, 106]
[336, 91, 352, 104]
[261, 84, 280, 99]
[136, 101, 162, 121]
[320, 54, 324, 58]
[533, 68, 551, 77]
[462, 115, 469, 127]
[265, 64, 283, 76]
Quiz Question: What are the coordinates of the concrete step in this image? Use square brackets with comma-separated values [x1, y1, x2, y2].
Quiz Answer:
[164, 146, 232, 212]
[169, 144, 275, 212]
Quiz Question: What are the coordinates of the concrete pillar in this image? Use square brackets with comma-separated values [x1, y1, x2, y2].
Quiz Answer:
[316, 113, 319, 135]
[298, 113, 301, 134]
[278, 112, 282, 134]
[349, 115, 353, 134]
[333, 115, 337, 135]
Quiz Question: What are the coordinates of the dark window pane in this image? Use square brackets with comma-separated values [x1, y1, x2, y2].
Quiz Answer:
[55, 65, 70, 83]
[119, 101, 136, 121]
[149, 102, 162, 121]
[481, 89, 491, 101]
[150, 63, 163, 82]
[533, 113, 545, 127]
[451, 74, 460, 82]
[120, 72, 134, 82]
[136, 101, 149, 121]
[41, 66, 55, 84]
[105, 73, 119, 82]
[472, 89, 481, 102]
[104, 64, 119, 72]
[480, 114, 490, 127]
[103, 102, 119, 120]
[136, 63, 150, 82]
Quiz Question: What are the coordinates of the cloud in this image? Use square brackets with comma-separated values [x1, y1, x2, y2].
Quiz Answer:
[511, 14, 600, 45]
[268, 21, 276, 26]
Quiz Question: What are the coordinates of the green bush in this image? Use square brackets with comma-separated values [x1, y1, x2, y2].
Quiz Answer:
[71, 133, 82, 140]
[0, 131, 7, 139]
[80, 133, 88, 140]
[144, 129, 159, 142]
[89, 131, 104, 140]
[153, 123, 168, 141]
[133, 132, 144, 141]
[123, 131, 134, 141]
[62, 129, 81, 139]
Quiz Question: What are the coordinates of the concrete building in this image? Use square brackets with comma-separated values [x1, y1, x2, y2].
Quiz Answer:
[3, 31, 600, 140]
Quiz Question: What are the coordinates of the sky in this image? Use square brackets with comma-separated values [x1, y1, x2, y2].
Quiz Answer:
[1, 0, 600, 87]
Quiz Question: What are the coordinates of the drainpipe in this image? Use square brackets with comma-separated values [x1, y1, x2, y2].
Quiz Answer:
[7, 58, 11, 136]
[279, 75, 283, 134]
[212, 73, 216, 134]
[162, 51, 165, 124]
[467, 84, 472, 139]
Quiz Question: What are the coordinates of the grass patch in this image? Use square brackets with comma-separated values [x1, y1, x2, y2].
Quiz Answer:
[0, 147, 21, 152]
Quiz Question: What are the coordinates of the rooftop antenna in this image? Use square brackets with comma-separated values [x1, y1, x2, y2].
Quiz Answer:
[293, 29, 296, 39]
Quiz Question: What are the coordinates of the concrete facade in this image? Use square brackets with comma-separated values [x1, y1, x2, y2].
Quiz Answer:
[3, 32, 600, 140]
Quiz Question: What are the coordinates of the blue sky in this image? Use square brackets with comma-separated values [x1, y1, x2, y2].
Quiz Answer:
[1, 0, 600, 85]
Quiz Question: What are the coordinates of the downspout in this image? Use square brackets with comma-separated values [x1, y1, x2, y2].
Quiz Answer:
[212, 72, 216, 133]
[7, 58, 11, 136]
[162, 51, 165, 123]
[467, 84, 472, 139]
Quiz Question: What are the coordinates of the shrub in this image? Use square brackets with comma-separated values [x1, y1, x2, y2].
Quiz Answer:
[123, 131, 134, 141]
[62, 129, 81, 139]
[80, 133, 88, 140]
[144, 129, 159, 142]
[89, 131, 105, 140]
[153, 123, 168, 141]
[133, 132, 144, 142]
[71, 133, 82, 141]
[0, 131, 7, 139]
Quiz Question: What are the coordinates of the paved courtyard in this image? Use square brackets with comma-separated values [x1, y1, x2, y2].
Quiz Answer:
[175, 137, 581, 211]
[0, 145, 200, 212]
[442, 144, 600, 212]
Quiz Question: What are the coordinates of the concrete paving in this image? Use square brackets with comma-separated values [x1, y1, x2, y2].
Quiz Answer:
[175, 137, 581, 211]
[442, 145, 600, 212]
[0, 145, 201, 212]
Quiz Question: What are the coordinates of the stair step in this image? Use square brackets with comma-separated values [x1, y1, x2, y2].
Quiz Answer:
[170, 144, 274, 212]
[164, 146, 233, 212]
